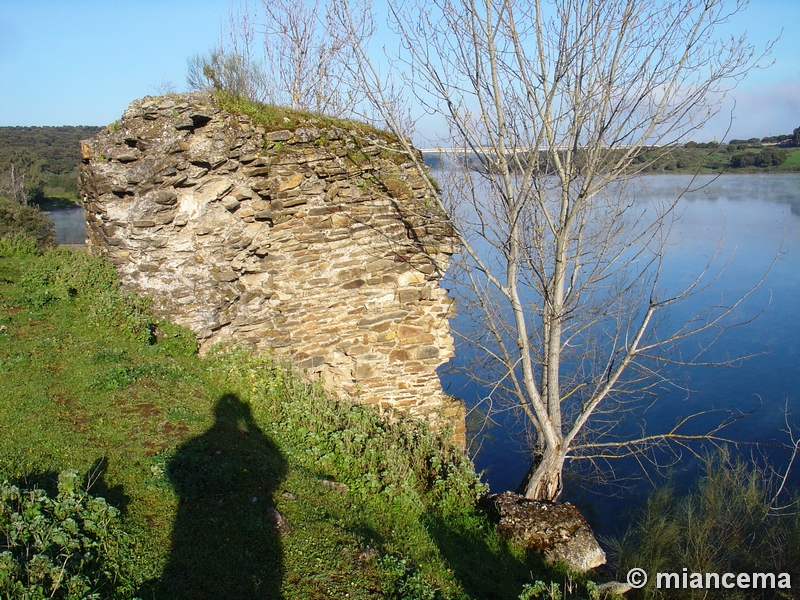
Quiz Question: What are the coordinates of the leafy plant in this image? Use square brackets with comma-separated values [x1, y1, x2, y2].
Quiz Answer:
[153, 320, 198, 357]
[520, 581, 562, 600]
[519, 579, 601, 600]
[379, 554, 440, 600]
[0, 471, 128, 599]
[0, 235, 40, 258]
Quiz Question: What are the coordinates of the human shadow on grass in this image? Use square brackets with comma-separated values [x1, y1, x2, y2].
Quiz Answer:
[142, 393, 287, 599]
[83, 456, 131, 512]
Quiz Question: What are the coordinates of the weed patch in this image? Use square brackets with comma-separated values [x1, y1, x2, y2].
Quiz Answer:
[213, 91, 399, 144]
[609, 451, 800, 599]
[0, 471, 131, 599]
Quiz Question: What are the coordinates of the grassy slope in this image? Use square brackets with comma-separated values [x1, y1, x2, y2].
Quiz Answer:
[776, 147, 800, 171]
[0, 245, 595, 599]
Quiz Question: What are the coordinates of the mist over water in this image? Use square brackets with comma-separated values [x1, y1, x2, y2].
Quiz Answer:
[48, 205, 86, 244]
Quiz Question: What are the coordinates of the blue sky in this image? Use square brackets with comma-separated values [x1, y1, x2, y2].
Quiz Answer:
[1, 0, 798, 142]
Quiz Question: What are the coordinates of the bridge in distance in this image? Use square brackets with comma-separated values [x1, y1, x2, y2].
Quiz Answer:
[419, 145, 656, 154]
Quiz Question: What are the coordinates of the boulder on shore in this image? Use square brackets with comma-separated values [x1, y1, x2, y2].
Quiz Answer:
[490, 491, 606, 572]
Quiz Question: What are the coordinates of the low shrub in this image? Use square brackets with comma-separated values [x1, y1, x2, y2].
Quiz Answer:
[0, 235, 40, 257]
[754, 147, 788, 168]
[0, 199, 55, 250]
[208, 348, 486, 514]
[609, 451, 800, 599]
[0, 471, 129, 599]
[153, 320, 198, 357]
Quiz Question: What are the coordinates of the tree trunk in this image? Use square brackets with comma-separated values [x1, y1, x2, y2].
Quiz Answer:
[516, 447, 565, 501]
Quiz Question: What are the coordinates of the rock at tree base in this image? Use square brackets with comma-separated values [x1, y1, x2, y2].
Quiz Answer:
[490, 491, 606, 572]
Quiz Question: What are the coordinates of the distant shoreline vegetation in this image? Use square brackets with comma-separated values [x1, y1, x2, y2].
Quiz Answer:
[427, 132, 800, 175]
[0, 125, 103, 207]
[634, 128, 800, 174]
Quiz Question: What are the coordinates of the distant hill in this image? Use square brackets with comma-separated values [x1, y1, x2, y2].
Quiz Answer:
[0, 126, 103, 174]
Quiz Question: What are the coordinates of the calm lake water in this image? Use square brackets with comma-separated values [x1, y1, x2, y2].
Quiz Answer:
[437, 173, 800, 535]
[47, 205, 86, 244]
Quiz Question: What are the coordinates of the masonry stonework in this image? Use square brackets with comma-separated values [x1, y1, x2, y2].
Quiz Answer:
[79, 93, 464, 444]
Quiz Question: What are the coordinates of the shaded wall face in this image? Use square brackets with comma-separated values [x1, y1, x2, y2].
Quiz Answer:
[80, 93, 465, 443]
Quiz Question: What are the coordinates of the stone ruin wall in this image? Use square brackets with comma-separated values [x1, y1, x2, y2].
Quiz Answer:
[79, 92, 464, 444]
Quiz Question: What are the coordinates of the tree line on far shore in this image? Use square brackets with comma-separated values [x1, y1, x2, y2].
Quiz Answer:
[636, 126, 800, 173]
[0, 126, 102, 205]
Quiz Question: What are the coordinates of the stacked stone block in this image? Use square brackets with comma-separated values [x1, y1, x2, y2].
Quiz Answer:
[79, 92, 464, 444]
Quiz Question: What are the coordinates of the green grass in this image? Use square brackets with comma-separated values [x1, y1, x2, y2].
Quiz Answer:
[775, 147, 800, 171]
[213, 91, 400, 144]
[0, 244, 600, 599]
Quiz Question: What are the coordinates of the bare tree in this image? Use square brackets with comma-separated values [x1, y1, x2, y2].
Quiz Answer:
[335, 0, 773, 500]
[0, 151, 45, 205]
[189, 0, 370, 117]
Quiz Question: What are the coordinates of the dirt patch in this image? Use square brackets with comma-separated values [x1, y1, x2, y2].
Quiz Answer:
[121, 402, 161, 418]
